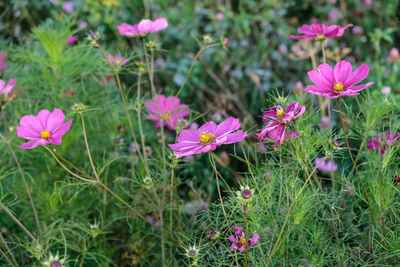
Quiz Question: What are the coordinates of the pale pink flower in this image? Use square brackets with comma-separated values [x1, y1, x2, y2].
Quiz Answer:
[381, 86, 391, 95]
[315, 157, 338, 172]
[367, 130, 399, 155]
[228, 226, 260, 252]
[319, 116, 330, 129]
[17, 108, 72, 149]
[352, 26, 363, 36]
[216, 12, 224, 20]
[389, 48, 400, 63]
[145, 95, 189, 130]
[66, 35, 78, 45]
[289, 23, 353, 41]
[328, 7, 340, 22]
[0, 78, 16, 98]
[306, 60, 374, 98]
[118, 17, 168, 37]
[62, 1, 73, 14]
[0, 51, 7, 72]
[363, 0, 372, 8]
[169, 117, 247, 158]
[105, 54, 129, 67]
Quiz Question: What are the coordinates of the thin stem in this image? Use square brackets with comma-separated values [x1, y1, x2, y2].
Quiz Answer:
[0, 201, 36, 241]
[337, 98, 377, 228]
[53, 150, 94, 180]
[266, 158, 324, 263]
[320, 41, 326, 64]
[308, 46, 325, 116]
[136, 72, 150, 176]
[0, 233, 18, 267]
[80, 113, 99, 180]
[44, 146, 97, 183]
[169, 160, 176, 261]
[1, 104, 8, 136]
[379, 166, 387, 238]
[210, 153, 228, 224]
[244, 209, 249, 267]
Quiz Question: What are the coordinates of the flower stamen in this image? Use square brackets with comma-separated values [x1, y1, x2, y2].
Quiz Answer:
[40, 130, 51, 139]
[199, 132, 216, 145]
[238, 237, 247, 246]
[162, 113, 170, 120]
[315, 34, 327, 42]
[276, 110, 285, 121]
[333, 82, 344, 92]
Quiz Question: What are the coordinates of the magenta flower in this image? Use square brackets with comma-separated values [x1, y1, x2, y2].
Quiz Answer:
[228, 226, 260, 252]
[257, 102, 305, 146]
[118, 17, 168, 37]
[105, 54, 129, 67]
[62, 1, 73, 14]
[367, 130, 399, 155]
[0, 51, 7, 72]
[169, 117, 247, 158]
[145, 95, 189, 130]
[16, 108, 72, 149]
[389, 48, 400, 63]
[66, 35, 78, 45]
[289, 23, 353, 41]
[315, 158, 338, 172]
[0, 78, 16, 99]
[306, 60, 374, 98]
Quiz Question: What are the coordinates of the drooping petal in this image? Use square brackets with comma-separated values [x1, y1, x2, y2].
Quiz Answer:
[348, 82, 374, 92]
[230, 243, 238, 252]
[249, 233, 260, 247]
[228, 235, 238, 243]
[238, 244, 247, 252]
[18, 139, 48, 149]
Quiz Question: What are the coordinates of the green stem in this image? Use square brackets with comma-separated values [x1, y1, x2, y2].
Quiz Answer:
[0, 201, 36, 241]
[337, 98, 377, 228]
[210, 153, 228, 224]
[244, 209, 249, 267]
[321, 41, 326, 64]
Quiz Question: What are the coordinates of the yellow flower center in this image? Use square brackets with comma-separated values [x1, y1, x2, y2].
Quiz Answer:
[238, 237, 247, 246]
[199, 132, 216, 145]
[40, 130, 51, 139]
[315, 34, 327, 42]
[276, 110, 285, 121]
[162, 113, 170, 120]
[333, 82, 344, 92]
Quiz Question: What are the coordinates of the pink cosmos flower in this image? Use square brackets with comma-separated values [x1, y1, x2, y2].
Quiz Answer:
[257, 102, 305, 146]
[62, 1, 73, 14]
[381, 86, 391, 95]
[0, 78, 16, 99]
[228, 226, 260, 252]
[352, 26, 363, 36]
[66, 35, 78, 45]
[315, 157, 338, 172]
[306, 60, 374, 98]
[389, 48, 400, 63]
[0, 51, 7, 72]
[169, 117, 247, 158]
[319, 116, 330, 129]
[367, 130, 399, 155]
[118, 17, 168, 37]
[16, 108, 72, 149]
[145, 95, 189, 130]
[289, 23, 353, 41]
[106, 54, 129, 67]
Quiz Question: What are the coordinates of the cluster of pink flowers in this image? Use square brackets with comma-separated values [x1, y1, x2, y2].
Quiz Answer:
[256, 102, 305, 147]
[228, 226, 260, 252]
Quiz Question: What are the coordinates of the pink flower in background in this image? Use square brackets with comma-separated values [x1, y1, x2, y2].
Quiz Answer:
[0, 51, 7, 72]
[315, 157, 338, 172]
[0, 78, 16, 99]
[328, 7, 340, 22]
[363, 0, 372, 8]
[319, 116, 330, 129]
[118, 17, 168, 37]
[352, 26, 363, 36]
[145, 95, 189, 130]
[50, 0, 58, 5]
[216, 12, 224, 20]
[66, 35, 78, 45]
[106, 54, 129, 67]
[367, 130, 399, 155]
[289, 23, 353, 41]
[62, 1, 73, 14]
[306, 60, 374, 98]
[257, 102, 305, 146]
[381, 86, 391, 95]
[278, 44, 287, 55]
[228, 226, 260, 252]
[389, 48, 400, 63]
[16, 108, 72, 149]
[169, 117, 247, 158]
[293, 81, 303, 94]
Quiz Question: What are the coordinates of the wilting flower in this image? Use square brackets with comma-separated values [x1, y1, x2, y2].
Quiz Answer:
[367, 130, 399, 155]
[118, 17, 168, 37]
[257, 102, 305, 146]
[66, 35, 78, 45]
[228, 226, 260, 252]
[0, 78, 16, 99]
[106, 54, 128, 67]
[145, 95, 189, 130]
[0, 51, 7, 72]
[169, 117, 247, 158]
[306, 60, 374, 98]
[289, 23, 353, 41]
[16, 108, 72, 149]
[381, 86, 391, 95]
[315, 157, 338, 172]
[388, 48, 400, 63]
[62, 1, 73, 14]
